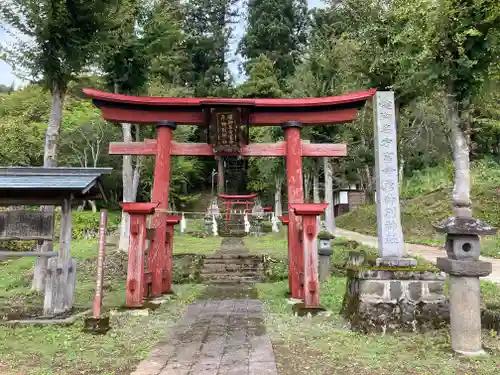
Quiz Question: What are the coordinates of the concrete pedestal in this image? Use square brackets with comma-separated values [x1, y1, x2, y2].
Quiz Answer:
[436, 256, 492, 356]
[318, 254, 331, 281]
[342, 268, 449, 333]
[449, 276, 484, 355]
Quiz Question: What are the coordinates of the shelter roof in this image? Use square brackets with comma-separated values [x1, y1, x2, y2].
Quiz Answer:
[0, 167, 112, 205]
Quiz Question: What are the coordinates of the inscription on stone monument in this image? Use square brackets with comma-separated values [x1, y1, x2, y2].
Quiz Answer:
[373, 91, 404, 257]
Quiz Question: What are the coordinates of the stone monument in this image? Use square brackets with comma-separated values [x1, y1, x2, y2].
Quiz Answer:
[342, 91, 448, 333]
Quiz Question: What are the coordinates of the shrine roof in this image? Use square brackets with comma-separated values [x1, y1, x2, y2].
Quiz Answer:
[0, 167, 112, 205]
[83, 88, 376, 108]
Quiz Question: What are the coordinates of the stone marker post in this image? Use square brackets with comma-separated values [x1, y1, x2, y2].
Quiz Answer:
[435, 217, 496, 355]
[373, 91, 415, 267]
[341, 91, 448, 333]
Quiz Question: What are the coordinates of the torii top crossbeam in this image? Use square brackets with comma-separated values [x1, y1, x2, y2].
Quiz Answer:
[83, 88, 376, 125]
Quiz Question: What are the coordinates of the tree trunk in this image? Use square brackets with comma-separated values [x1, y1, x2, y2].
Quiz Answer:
[118, 122, 142, 251]
[304, 170, 311, 202]
[313, 173, 320, 203]
[33, 83, 67, 292]
[447, 92, 471, 217]
[274, 176, 283, 217]
[217, 157, 224, 194]
[324, 157, 335, 234]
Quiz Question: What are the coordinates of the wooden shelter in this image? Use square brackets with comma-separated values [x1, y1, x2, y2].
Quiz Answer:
[0, 167, 111, 316]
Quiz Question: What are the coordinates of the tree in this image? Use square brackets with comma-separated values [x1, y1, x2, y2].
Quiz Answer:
[183, 0, 239, 96]
[418, 0, 500, 216]
[1, 0, 114, 290]
[239, 55, 285, 215]
[239, 0, 308, 83]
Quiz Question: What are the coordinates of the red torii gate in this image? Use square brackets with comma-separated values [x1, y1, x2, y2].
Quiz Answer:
[84, 88, 375, 307]
[219, 193, 257, 219]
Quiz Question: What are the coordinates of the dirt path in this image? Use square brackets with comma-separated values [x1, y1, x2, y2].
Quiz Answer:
[336, 228, 500, 284]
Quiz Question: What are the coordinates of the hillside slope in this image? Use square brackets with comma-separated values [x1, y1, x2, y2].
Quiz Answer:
[336, 161, 500, 256]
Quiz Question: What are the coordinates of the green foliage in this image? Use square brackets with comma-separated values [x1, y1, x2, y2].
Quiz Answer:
[238, 55, 283, 98]
[337, 160, 500, 257]
[182, 0, 239, 96]
[1, 0, 114, 92]
[53, 211, 121, 240]
[239, 0, 308, 82]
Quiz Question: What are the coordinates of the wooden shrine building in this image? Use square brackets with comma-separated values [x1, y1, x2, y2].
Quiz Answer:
[84, 88, 376, 308]
[0, 167, 111, 316]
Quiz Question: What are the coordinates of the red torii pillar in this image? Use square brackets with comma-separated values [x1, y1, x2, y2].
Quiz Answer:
[291, 203, 328, 311]
[150, 120, 176, 297]
[282, 121, 305, 300]
[164, 216, 181, 294]
[120, 202, 158, 308]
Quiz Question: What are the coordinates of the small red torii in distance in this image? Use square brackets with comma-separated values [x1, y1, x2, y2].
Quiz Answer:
[84, 88, 376, 307]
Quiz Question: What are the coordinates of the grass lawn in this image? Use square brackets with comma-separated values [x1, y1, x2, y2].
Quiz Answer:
[0, 239, 204, 375]
[257, 279, 500, 375]
[173, 233, 221, 255]
[2, 232, 500, 375]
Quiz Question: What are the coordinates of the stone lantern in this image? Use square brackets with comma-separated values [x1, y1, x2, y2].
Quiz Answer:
[434, 216, 496, 356]
[317, 231, 335, 281]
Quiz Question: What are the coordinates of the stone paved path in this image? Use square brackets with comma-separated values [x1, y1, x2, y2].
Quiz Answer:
[131, 237, 278, 375]
[131, 295, 277, 375]
[336, 227, 500, 283]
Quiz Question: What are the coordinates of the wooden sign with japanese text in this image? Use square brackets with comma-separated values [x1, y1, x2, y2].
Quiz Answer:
[0, 211, 54, 240]
[209, 109, 242, 154]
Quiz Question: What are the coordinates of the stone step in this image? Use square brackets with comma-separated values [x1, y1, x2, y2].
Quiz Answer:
[203, 257, 262, 263]
[200, 270, 262, 277]
[201, 276, 260, 284]
[202, 264, 264, 272]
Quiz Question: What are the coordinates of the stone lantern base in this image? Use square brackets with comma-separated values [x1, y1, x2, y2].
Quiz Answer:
[342, 268, 449, 333]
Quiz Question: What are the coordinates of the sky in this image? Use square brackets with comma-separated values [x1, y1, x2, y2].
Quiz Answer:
[0, 0, 325, 88]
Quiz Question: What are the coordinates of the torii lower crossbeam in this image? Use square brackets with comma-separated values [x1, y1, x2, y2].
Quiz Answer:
[109, 141, 347, 157]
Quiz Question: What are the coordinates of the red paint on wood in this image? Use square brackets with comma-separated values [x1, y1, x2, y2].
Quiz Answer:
[219, 193, 257, 199]
[110, 140, 347, 158]
[301, 143, 347, 157]
[84, 87, 376, 108]
[100, 106, 205, 124]
[172, 143, 213, 156]
[120, 202, 158, 214]
[84, 88, 375, 125]
[93, 210, 107, 318]
[126, 214, 148, 307]
[110, 142, 156, 155]
[110, 141, 213, 156]
[283, 126, 305, 299]
[249, 108, 358, 125]
[290, 203, 329, 216]
[292, 204, 326, 308]
[279, 216, 289, 225]
[150, 126, 174, 297]
[241, 143, 286, 156]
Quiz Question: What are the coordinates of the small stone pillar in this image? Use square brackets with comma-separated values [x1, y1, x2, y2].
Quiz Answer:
[434, 216, 496, 356]
[290, 203, 328, 315]
[120, 202, 158, 308]
[163, 216, 181, 294]
[317, 231, 334, 281]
